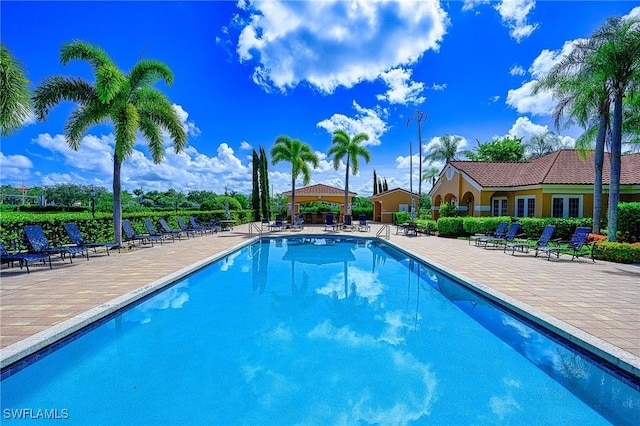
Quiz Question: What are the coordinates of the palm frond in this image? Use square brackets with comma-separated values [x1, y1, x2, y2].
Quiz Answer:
[113, 103, 139, 161]
[129, 59, 174, 90]
[32, 76, 97, 120]
[1, 43, 32, 136]
[60, 40, 113, 71]
[138, 116, 164, 163]
[64, 103, 110, 149]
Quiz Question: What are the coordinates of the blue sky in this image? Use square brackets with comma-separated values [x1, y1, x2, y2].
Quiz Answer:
[2, 1, 639, 197]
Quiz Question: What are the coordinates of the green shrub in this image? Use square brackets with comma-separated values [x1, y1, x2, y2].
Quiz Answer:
[617, 202, 640, 243]
[593, 242, 640, 264]
[462, 216, 511, 235]
[439, 202, 458, 217]
[437, 217, 465, 237]
[393, 211, 410, 225]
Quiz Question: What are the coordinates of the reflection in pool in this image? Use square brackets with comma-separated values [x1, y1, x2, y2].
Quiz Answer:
[1, 236, 638, 425]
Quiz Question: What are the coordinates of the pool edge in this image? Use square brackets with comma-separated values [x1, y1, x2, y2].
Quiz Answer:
[0, 238, 257, 369]
[383, 238, 640, 380]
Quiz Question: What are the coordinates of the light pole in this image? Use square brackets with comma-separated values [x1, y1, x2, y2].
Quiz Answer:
[90, 186, 96, 219]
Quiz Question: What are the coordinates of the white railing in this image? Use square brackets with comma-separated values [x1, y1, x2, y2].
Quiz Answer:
[248, 222, 262, 239]
[376, 224, 390, 240]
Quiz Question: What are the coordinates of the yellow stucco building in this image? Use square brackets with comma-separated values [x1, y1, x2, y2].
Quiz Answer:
[428, 150, 640, 220]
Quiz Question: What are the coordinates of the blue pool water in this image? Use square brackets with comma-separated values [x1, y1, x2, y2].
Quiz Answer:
[1, 236, 639, 425]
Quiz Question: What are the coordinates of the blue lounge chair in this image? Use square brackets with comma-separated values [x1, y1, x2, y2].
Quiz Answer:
[291, 216, 304, 231]
[159, 218, 185, 240]
[343, 215, 354, 231]
[536, 227, 594, 262]
[325, 213, 335, 231]
[122, 220, 155, 247]
[477, 222, 522, 249]
[358, 214, 370, 232]
[64, 222, 119, 256]
[504, 225, 557, 256]
[144, 219, 171, 243]
[23, 224, 88, 262]
[1, 241, 51, 273]
[270, 215, 284, 231]
[189, 216, 217, 234]
[176, 217, 199, 238]
[470, 221, 508, 246]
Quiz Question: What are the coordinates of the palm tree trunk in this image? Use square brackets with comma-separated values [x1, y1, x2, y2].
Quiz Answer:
[344, 157, 350, 218]
[290, 175, 296, 222]
[113, 154, 123, 246]
[607, 94, 623, 242]
[592, 112, 607, 234]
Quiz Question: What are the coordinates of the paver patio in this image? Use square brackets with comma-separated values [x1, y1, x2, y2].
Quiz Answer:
[1, 223, 638, 377]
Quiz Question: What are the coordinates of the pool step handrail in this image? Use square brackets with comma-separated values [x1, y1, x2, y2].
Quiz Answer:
[376, 224, 390, 240]
[248, 222, 262, 239]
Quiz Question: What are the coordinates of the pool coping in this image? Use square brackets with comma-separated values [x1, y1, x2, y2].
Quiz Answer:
[1, 233, 638, 381]
[383, 238, 640, 380]
[0, 238, 257, 369]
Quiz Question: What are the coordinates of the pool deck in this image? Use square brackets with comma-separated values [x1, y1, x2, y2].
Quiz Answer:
[1, 223, 639, 378]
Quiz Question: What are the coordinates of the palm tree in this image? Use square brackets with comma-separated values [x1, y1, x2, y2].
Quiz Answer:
[590, 16, 640, 241]
[525, 131, 564, 159]
[270, 135, 319, 221]
[424, 134, 462, 165]
[422, 165, 440, 186]
[533, 33, 613, 234]
[327, 129, 371, 217]
[1, 43, 32, 136]
[33, 40, 186, 245]
[408, 110, 427, 208]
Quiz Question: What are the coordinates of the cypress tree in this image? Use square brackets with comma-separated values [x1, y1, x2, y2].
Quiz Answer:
[373, 169, 378, 195]
[251, 149, 261, 221]
[259, 146, 271, 219]
[378, 178, 383, 194]
[383, 178, 388, 192]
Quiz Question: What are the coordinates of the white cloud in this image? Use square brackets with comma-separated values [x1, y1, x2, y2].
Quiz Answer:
[494, 0, 539, 42]
[0, 152, 34, 181]
[236, 0, 448, 93]
[506, 80, 555, 116]
[506, 116, 575, 147]
[431, 82, 447, 91]
[505, 40, 584, 116]
[463, 0, 538, 42]
[509, 65, 526, 76]
[30, 132, 253, 193]
[317, 101, 389, 147]
[172, 104, 201, 137]
[376, 67, 426, 105]
[240, 141, 253, 150]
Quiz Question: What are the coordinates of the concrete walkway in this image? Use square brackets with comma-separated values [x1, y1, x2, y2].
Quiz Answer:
[1, 223, 638, 377]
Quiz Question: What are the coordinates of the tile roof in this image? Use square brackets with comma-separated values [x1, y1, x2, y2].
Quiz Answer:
[448, 150, 640, 187]
[282, 183, 357, 196]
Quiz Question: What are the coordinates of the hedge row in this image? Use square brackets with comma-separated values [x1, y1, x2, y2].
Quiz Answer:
[593, 242, 640, 264]
[437, 216, 593, 241]
[0, 210, 253, 250]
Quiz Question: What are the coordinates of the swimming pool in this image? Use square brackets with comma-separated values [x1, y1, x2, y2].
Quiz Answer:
[1, 236, 639, 424]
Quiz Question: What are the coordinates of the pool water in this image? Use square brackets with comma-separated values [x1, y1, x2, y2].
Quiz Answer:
[2, 236, 639, 425]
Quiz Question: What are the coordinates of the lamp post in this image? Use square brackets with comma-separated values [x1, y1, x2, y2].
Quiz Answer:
[90, 186, 96, 219]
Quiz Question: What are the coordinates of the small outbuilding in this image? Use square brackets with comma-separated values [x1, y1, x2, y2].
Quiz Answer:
[370, 188, 420, 224]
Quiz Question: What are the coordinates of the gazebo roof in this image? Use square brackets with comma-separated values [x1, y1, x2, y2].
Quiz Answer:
[282, 183, 357, 196]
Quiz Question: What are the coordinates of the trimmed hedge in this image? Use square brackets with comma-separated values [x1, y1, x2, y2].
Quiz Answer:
[593, 242, 640, 264]
[442, 216, 593, 240]
[463, 216, 511, 235]
[437, 217, 465, 237]
[617, 202, 640, 243]
[0, 209, 253, 250]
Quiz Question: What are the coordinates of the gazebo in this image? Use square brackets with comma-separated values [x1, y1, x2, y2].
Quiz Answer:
[282, 183, 357, 224]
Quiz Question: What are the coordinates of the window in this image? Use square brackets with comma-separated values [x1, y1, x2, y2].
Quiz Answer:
[492, 197, 507, 216]
[551, 196, 582, 218]
[515, 196, 536, 217]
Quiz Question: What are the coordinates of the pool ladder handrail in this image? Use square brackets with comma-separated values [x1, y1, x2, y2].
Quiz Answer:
[248, 222, 262, 239]
[376, 224, 390, 240]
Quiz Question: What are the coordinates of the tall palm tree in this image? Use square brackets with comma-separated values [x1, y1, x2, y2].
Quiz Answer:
[33, 40, 186, 245]
[408, 110, 427, 208]
[1, 43, 32, 136]
[327, 129, 370, 217]
[270, 135, 319, 221]
[588, 16, 640, 241]
[533, 34, 612, 234]
[424, 134, 462, 165]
